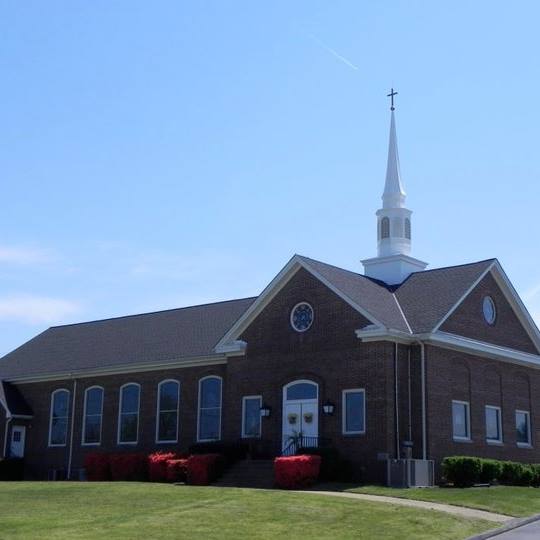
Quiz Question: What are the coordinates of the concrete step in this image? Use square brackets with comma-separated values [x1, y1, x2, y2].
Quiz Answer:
[214, 460, 275, 489]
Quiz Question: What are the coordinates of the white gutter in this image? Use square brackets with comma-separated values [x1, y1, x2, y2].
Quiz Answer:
[394, 342, 400, 459]
[3, 416, 11, 458]
[417, 341, 427, 460]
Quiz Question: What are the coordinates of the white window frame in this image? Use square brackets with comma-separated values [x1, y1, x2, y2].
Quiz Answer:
[516, 409, 532, 448]
[342, 388, 366, 435]
[117, 383, 141, 445]
[197, 375, 222, 442]
[155, 379, 180, 444]
[452, 400, 471, 442]
[241, 395, 262, 439]
[82, 386, 104, 447]
[48, 388, 70, 447]
[485, 405, 503, 444]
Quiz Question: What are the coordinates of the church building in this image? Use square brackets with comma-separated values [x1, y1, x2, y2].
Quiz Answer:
[1, 98, 540, 483]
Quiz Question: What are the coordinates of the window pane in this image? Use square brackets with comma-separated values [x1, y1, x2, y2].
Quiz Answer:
[84, 416, 101, 444]
[53, 391, 69, 418]
[120, 413, 138, 442]
[199, 409, 220, 440]
[486, 408, 500, 440]
[345, 391, 365, 433]
[201, 378, 221, 408]
[121, 385, 139, 414]
[286, 382, 317, 401]
[160, 381, 179, 411]
[243, 398, 261, 437]
[158, 411, 178, 441]
[452, 402, 468, 438]
[86, 388, 103, 416]
[51, 418, 68, 445]
[516, 412, 530, 444]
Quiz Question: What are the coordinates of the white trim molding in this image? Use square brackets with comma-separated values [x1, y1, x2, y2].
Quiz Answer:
[515, 409, 532, 448]
[452, 400, 471, 442]
[485, 405, 503, 444]
[48, 388, 70, 448]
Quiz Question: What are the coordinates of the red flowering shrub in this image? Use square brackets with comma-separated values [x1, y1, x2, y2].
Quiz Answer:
[109, 453, 148, 481]
[84, 453, 111, 481]
[166, 459, 189, 483]
[274, 455, 321, 489]
[186, 453, 224, 485]
[148, 452, 179, 482]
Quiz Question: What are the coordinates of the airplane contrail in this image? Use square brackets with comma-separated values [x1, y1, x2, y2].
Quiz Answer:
[307, 33, 359, 71]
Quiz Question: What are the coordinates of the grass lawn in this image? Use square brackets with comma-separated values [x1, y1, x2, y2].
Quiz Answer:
[345, 485, 540, 518]
[0, 482, 492, 540]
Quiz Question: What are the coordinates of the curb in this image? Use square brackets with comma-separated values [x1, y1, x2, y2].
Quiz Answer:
[467, 513, 540, 539]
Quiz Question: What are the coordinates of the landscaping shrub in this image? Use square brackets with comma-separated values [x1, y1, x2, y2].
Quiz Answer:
[274, 455, 321, 489]
[186, 454, 224, 485]
[84, 453, 110, 481]
[499, 461, 535, 486]
[0, 458, 24, 481]
[441, 456, 481, 487]
[148, 452, 179, 482]
[109, 453, 148, 481]
[479, 459, 502, 484]
[295, 447, 342, 482]
[189, 441, 247, 466]
[531, 464, 540, 486]
[166, 459, 189, 483]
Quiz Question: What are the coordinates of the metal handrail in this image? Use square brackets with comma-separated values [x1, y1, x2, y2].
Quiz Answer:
[282, 436, 331, 456]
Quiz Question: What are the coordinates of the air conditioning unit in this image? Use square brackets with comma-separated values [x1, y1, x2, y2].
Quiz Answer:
[387, 459, 434, 488]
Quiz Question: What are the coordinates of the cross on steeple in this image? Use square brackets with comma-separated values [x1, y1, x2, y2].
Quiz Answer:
[387, 88, 398, 111]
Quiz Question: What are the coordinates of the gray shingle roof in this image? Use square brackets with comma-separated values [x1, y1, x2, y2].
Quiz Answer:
[298, 256, 410, 332]
[0, 297, 256, 380]
[395, 259, 495, 333]
[0, 381, 32, 416]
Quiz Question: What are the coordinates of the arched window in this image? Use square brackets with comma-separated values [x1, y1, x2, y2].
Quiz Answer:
[118, 383, 140, 444]
[198, 376, 222, 442]
[381, 217, 390, 239]
[405, 218, 411, 240]
[156, 380, 180, 443]
[285, 381, 318, 401]
[82, 386, 104, 446]
[49, 389, 70, 447]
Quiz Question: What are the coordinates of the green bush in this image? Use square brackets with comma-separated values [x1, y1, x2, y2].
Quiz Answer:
[441, 456, 482, 487]
[500, 461, 526, 485]
[479, 459, 502, 484]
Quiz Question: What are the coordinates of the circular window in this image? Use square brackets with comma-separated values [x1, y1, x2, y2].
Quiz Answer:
[482, 296, 496, 325]
[290, 302, 314, 332]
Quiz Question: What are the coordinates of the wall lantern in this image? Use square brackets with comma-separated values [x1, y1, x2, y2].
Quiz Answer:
[260, 405, 271, 418]
[322, 400, 335, 415]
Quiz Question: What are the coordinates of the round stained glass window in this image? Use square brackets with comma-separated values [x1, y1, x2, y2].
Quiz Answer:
[482, 296, 496, 325]
[290, 302, 314, 333]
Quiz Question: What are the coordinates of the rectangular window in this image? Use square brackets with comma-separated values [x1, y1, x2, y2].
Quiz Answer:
[49, 389, 70, 447]
[516, 410, 531, 447]
[118, 384, 140, 444]
[452, 400, 471, 441]
[242, 396, 262, 438]
[342, 389, 366, 435]
[485, 405, 502, 443]
[83, 387, 104, 445]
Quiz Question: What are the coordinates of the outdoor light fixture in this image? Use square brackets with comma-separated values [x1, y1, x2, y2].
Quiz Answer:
[260, 405, 271, 418]
[322, 400, 335, 415]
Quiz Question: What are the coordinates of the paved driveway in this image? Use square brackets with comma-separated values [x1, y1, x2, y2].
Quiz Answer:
[495, 519, 540, 539]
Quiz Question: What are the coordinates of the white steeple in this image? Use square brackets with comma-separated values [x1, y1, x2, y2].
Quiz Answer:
[362, 90, 428, 285]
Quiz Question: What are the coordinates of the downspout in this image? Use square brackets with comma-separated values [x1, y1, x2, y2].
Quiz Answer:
[3, 416, 12, 458]
[407, 347, 412, 442]
[67, 378, 77, 480]
[416, 341, 427, 460]
[394, 342, 400, 459]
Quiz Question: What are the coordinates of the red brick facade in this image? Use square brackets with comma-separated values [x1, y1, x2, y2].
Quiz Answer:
[2, 267, 540, 483]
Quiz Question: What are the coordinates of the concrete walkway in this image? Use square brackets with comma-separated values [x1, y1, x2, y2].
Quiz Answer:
[294, 490, 512, 523]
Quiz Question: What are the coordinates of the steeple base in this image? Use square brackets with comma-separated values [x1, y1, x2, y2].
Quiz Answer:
[361, 254, 428, 285]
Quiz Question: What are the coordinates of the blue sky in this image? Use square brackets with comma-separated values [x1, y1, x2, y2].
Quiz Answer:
[0, 1, 539, 356]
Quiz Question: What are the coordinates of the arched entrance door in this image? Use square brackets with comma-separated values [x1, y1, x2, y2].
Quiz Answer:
[282, 380, 318, 451]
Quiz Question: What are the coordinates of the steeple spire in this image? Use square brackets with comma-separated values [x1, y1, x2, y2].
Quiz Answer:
[361, 89, 428, 285]
[383, 110, 406, 209]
